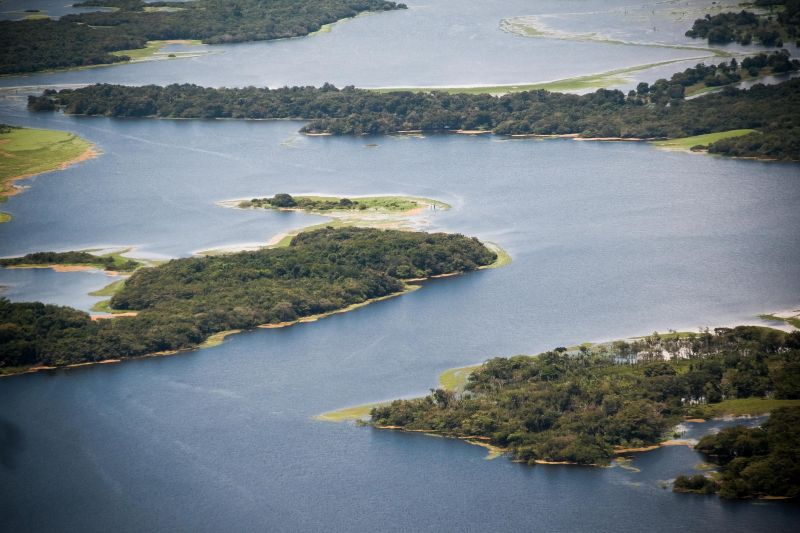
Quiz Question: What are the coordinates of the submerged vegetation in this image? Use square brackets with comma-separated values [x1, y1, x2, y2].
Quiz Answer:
[369, 327, 800, 466]
[686, 0, 800, 47]
[0, 227, 496, 372]
[674, 407, 800, 499]
[0, 0, 406, 74]
[29, 56, 800, 160]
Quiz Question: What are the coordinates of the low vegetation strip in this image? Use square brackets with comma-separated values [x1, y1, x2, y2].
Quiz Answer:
[652, 130, 757, 152]
[369, 327, 800, 467]
[0, 227, 497, 373]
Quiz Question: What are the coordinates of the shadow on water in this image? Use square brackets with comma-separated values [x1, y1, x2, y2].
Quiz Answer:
[0, 418, 24, 470]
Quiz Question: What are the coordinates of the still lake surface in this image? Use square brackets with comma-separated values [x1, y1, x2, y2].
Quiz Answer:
[1, 1, 800, 531]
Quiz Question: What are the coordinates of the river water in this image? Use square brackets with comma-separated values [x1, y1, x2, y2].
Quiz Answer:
[1, 1, 799, 531]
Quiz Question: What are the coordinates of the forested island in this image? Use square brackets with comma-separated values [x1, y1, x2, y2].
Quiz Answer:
[368, 326, 800, 473]
[0, 227, 497, 374]
[0, 250, 141, 272]
[0, 0, 405, 74]
[28, 58, 800, 160]
[686, 0, 799, 47]
[674, 407, 800, 499]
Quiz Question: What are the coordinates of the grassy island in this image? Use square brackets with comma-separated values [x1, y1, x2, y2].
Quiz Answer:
[0, 227, 497, 375]
[30, 57, 800, 160]
[365, 326, 800, 467]
[239, 193, 449, 214]
[0, 125, 96, 222]
[0, 0, 406, 74]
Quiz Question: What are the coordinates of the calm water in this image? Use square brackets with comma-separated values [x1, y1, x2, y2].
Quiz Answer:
[2, 1, 800, 531]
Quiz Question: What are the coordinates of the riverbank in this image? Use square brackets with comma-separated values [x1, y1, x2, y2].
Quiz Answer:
[0, 125, 98, 222]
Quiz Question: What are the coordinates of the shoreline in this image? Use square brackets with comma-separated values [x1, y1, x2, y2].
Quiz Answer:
[1, 144, 99, 199]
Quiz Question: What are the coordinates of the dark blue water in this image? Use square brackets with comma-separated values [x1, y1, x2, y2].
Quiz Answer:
[2, 1, 800, 530]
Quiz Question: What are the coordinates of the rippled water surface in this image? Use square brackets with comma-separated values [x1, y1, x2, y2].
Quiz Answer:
[1, 1, 799, 531]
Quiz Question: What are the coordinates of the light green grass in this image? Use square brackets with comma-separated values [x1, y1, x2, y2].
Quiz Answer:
[759, 313, 800, 329]
[482, 242, 512, 270]
[89, 279, 126, 297]
[1, 127, 93, 194]
[111, 40, 203, 61]
[0, 212, 10, 223]
[693, 398, 800, 418]
[315, 402, 385, 422]
[439, 364, 482, 392]
[373, 59, 711, 95]
[199, 330, 242, 349]
[652, 129, 757, 151]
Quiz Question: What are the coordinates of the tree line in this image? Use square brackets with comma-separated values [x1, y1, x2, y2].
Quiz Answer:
[685, 0, 799, 46]
[0, 251, 140, 272]
[370, 327, 800, 466]
[0, 227, 496, 371]
[28, 57, 800, 160]
[674, 407, 800, 499]
[0, 0, 405, 74]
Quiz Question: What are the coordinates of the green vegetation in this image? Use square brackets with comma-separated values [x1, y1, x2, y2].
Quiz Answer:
[759, 312, 800, 329]
[31, 60, 800, 159]
[652, 129, 757, 152]
[686, 0, 800, 47]
[0, 125, 94, 218]
[674, 407, 800, 499]
[110, 39, 204, 61]
[240, 193, 448, 213]
[1, 0, 405, 74]
[370, 327, 800, 466]
[690, 398, 800, 418]
[316, 402, 385, 422]
[0, 227, 496, 372]
[438, 364, 482, 392]
[0, 250, 141, 272]
[89, 279, 126, 297]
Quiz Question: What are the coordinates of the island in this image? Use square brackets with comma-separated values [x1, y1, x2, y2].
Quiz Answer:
[0, 0, 406, 74]
[28, 61, 800, 161]
[238, 193, 449, 214]
[0, 227, 498, 375]
[686, 0, 799, 47]
[0, 250, 141, 272]
[320, 326, 800, 486]
[0, 124, 97, 223]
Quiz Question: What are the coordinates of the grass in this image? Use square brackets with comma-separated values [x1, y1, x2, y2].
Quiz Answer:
[199, 330, 242, 349]
[439, 364, 482, 392]
[372, 59, 717, 95]
[89, 279, 126, 297]
[111, 40, 204, 61]
[0, 212, 11, 223]
[691, 398, 800, 418]
[651, 129, 757, 151]
[315, 402, 385, 422]
[1, 127, 94, 203]
[759, 313, 800, 329]
[246, 195, 450, 213]
[482, 242, 512, 270]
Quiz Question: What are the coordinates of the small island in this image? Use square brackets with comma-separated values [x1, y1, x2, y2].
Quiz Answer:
[238, 193, 449, 214]
[686, 1, 799, 47]
[0, 227, 498, 375]
[321, 325, 800, 491]
[0, 124, 97, 223]
[0, 250, 141, 272]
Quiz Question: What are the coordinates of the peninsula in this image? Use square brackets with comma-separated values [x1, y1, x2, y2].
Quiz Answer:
[0, 124, 97, 223]
[0, 0, 406, 74]
[343, 326, 799, 491]
[0, 227, 498, 375]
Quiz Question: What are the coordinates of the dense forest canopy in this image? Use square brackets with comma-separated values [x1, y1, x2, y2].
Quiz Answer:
[0, 228, 496, 371]
[0, 0, 405, 74]
[29, 57, 800, 160]
[674, 407, 800, 499]
[686, 0, 800, 46]
[370, 327, 800, 466]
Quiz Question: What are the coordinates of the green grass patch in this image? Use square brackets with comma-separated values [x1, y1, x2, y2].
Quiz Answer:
[316, 402, 385, 422]
[759, 313, 800, 329]
[0, 212, 11, 224]
[439, 364, 482, 392]
[111, 40, 203, 61]
[652, 129, 757, 151]
[199, 329, 242, 349]
[692, 398, 800, 418]
[1, 126, 94, 194]
[89, 279, 126, 297]
[481, 243, 512, 269]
